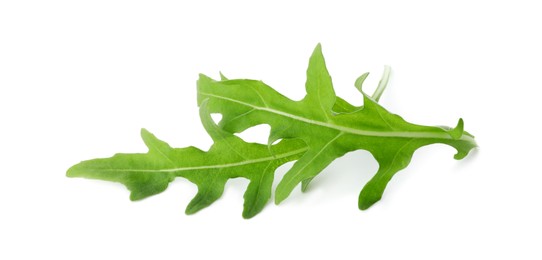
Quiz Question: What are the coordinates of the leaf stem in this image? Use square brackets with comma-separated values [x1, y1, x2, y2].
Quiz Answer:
[372, 65, 391, 102]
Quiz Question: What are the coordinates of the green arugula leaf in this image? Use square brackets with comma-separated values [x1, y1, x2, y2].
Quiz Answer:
[67, 102, 307, 218]
[197, 44, 477, 209]
[68, 44, 476, 217]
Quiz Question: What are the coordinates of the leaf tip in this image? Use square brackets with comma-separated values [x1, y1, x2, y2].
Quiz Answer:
[274, 194, 286, 205]
[358, 196, 379, 210]
[184, 205, 198, 215]
[454, 145, 477, 160]
[197, 73, 212, 80]
[185, 198, 205, 215]
[354, 72, 370, 93]
[140, 128, 151, 137]
[140, 128, 159, 150]
[219, 71, 228, 81]
[358, 201, 372, 211]
[66, 164, 79, 178]
[300, 178, 314, 193]
[66, 160, 89, 178]
[312, 43, 324, 57]
[453, 150, 468, 160]
[358, 186, 383, 210]
[129, 192, 145, 201]
[448, 118, 464, 140]
[242, 209, 258, 219]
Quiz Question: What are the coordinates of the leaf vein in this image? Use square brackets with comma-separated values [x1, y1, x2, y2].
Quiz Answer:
[100, 147, 308, 173]
[199, 92, 473, 141]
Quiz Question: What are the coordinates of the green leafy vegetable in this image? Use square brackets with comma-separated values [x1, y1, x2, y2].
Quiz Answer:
[197, 44, 476, 209]
[67, 103, 307, 218]
[67, 44, 476, 218]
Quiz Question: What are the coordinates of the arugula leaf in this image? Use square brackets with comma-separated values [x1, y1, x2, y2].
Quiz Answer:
[197, 44, 477, 209]
[67, 102, 307, 218]
[68, 44, 476, 217]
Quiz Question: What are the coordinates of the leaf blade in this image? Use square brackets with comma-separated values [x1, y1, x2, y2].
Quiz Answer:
[67, 105, 307, 218]
[200, 44, 477, 209]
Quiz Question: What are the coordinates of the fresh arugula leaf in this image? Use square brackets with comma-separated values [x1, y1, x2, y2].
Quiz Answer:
[67, 102, 307, 218]
[197, 44, 477, 209]
[68, 44, 476, 217]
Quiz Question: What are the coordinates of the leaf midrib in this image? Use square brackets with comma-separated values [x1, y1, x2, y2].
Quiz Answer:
[200, 92, 474, 142]
[100, 147, 308, 173]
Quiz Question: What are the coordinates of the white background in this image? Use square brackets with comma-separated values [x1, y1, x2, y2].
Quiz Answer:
[1, 1, 541, 259]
